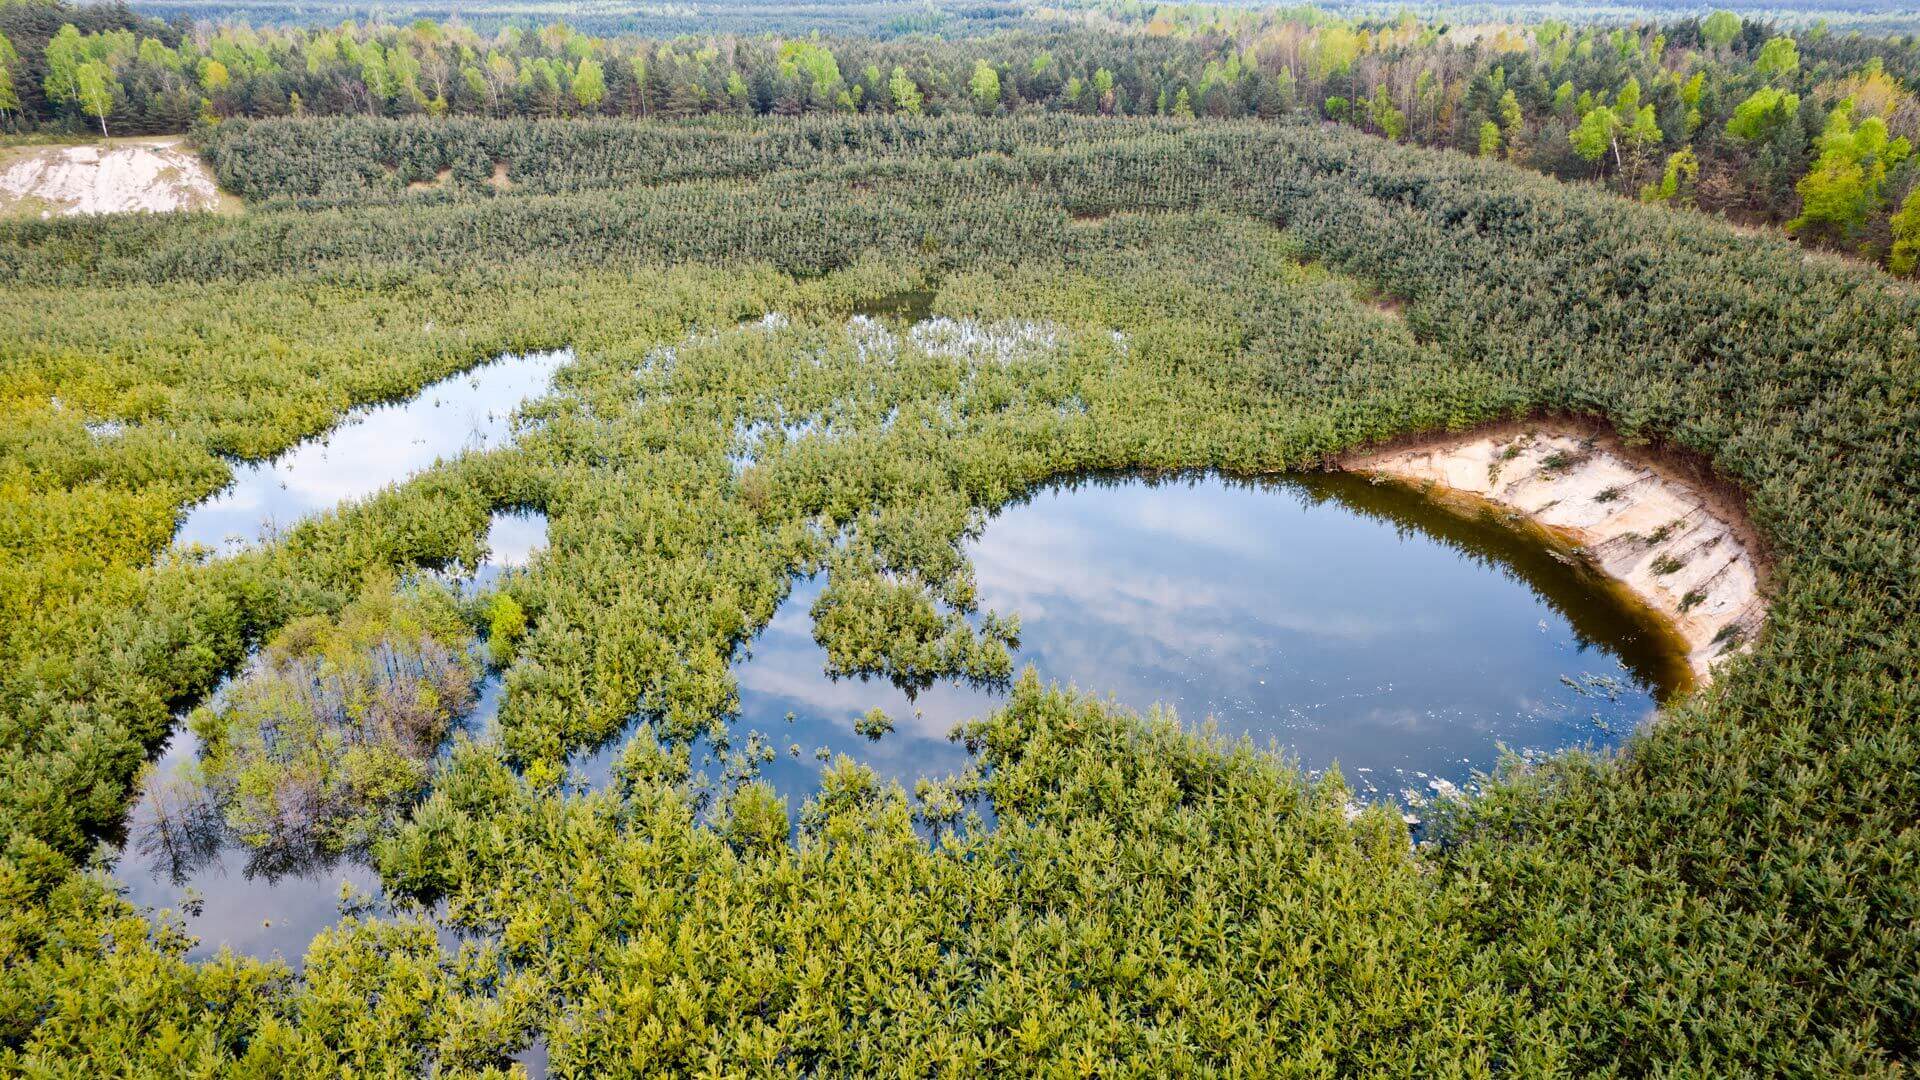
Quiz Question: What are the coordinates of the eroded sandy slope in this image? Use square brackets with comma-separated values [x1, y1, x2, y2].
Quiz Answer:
[0, 137, 223, 217]
[1346, 427, 1766, 682]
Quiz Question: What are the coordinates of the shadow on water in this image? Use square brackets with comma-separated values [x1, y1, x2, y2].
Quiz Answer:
[1296, 470, 1695, 699]
[581, 467, 1692, 818]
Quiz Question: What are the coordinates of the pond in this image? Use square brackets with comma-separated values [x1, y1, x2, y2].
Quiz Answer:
[111, 671, 511, 964]
[172, 349, 569, 554]
[112, 518, 536, 964]
[715, 470, 1687, 813]
[117, 467, 1688, 966]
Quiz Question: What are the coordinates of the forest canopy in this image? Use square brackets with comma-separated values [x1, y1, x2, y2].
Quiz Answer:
[3, 0, 1920, 269]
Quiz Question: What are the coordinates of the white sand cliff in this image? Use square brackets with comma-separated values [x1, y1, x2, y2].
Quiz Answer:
[1345, 427, 1766, 682]
[0, 137, 222, 217]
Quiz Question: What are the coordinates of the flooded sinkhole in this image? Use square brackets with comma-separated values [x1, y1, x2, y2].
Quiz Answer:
[719, 469, 1689, 812]
[116, 468, 1689, 965]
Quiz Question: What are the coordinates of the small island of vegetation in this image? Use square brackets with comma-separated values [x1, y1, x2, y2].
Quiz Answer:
[1, 0, 1917, 1074]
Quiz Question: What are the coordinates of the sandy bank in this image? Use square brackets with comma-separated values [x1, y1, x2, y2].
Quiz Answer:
[0, 137, 224, 217]
[1343, 426, 1765, 683]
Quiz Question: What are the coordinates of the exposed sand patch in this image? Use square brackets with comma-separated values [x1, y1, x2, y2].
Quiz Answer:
[407, 167, 454, 192]
[0, 137, 223, 217]
[1343, 426, 1765, 682]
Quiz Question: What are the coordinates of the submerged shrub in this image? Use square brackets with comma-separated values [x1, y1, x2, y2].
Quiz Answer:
[484, 592, 528, 666]
[854, 706, 894, 740]
[180, 581, 482, 856]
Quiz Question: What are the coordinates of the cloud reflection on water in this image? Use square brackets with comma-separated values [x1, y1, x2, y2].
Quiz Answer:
[174, 350, 569, 553]
[728, 471, 1670, 811]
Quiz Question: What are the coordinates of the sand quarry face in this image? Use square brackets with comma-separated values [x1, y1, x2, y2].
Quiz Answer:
[1346, 428, 1765, 683]
[0, 138, 222, 216]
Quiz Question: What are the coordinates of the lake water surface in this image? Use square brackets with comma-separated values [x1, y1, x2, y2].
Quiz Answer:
[119, 334, 561, 960]
[173, 350, 568, 553]
[120, 465, 1687, 964]
[718, 470, 1685, 812]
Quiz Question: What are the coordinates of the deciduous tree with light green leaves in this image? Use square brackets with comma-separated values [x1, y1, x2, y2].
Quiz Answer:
[778, 40, 842, 106]
[0, 32, 20, 119]
[1571, 106, 1622, 168]
[968, 59, 999, 112]
[1367, 84, 1406, 141]
[41, 25, 86, 107]
[1702, 10, 1743, 49]
[1890, 188, 1920, 276]
[1754, 36, 1799, 78]
[887, 66, 921, 115]
[571, 58, 605, 110]
[75, 60, 115, 137]
[1789, 100, 1912, 244]
[1725, 87, 1799, 142]
[1092, 67, 1114, 113]
[1497, 88, 1523, 155]
[1641, 147, 1699, 205]
[1478, 120, 1502, 157]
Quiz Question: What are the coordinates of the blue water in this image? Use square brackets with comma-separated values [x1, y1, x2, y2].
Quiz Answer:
[709, 471, 1678, 812]
[118, 468, 1682, 965]
[173, 350, 567, 554]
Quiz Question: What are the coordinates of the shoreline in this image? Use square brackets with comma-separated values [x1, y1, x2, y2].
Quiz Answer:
[1340, 424, 1767, 684]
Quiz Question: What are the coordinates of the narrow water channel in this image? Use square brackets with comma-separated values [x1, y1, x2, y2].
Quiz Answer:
[173, 349, 568, 553]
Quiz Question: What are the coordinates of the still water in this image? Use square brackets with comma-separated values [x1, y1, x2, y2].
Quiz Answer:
[112, 513, 536, 963]
[172, 350, 568, 553]
[719, 470, 1685, 811]
[117, 468, 1686, 965]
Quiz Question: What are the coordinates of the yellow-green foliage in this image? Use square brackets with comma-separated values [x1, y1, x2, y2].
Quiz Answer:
[0, 115, 1916, 1075]
[183, 580, 480, 855]
[483, 592, 526, 667]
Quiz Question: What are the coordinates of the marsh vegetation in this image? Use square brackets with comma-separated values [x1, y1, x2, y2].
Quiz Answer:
[0, 107, 1915, 1076]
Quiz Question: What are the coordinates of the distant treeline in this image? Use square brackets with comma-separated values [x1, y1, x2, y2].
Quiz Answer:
[1, 0, 1917, 271]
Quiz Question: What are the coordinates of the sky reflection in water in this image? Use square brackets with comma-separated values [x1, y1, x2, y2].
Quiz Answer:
[172, 350, 568, 553]
[111, 607, 520, 964]
[705, 470, 1676, 811]
[120, 337, 557, 962]
[120, 461, 1681, 966]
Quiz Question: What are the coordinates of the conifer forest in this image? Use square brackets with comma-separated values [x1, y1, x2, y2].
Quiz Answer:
[1, 0, 1918, 1074]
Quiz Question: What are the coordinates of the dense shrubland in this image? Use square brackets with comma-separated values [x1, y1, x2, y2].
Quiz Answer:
[5, 0, 1920, 268]
[0, 113, 1916, 1074]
